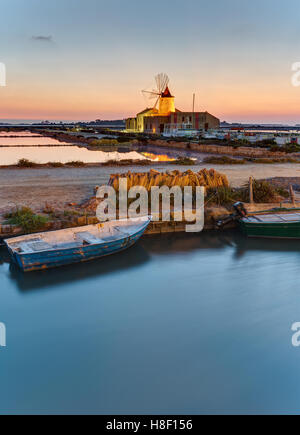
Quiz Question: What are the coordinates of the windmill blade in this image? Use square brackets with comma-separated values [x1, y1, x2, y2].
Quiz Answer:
[161, 74, 169, 93]
[142, 90, 160, 100]
[155, 73, 169, 93]
[142, 73, 171, 109]
[153, 95, 160, 109]
[155, 74, 161, 93]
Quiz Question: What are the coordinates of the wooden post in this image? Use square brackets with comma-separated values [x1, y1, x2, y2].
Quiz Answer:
[249, 176, 254, 204]
[289, 184, 296, 206]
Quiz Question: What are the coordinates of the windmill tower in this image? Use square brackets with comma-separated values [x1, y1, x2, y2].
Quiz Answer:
[142, 73, 175, 116]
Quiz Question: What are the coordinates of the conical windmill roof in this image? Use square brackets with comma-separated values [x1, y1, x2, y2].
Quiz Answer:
[161, 86, 173, 98]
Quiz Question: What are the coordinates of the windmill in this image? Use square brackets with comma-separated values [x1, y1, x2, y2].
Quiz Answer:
[142, 73, 172, 111]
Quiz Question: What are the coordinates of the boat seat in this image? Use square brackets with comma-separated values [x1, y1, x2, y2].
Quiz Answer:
[52, 242, 81, 249]
[19, 239, 52, 253]
[114, 226, 130, 237]
[75, 231, 100, 245]
[100, 234, 120, 242]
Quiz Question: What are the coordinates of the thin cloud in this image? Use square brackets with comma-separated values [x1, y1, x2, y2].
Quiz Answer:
[31, 35, 53, 42]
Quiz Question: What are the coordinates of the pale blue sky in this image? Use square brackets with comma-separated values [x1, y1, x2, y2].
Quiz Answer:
[1, 0, 300, 122]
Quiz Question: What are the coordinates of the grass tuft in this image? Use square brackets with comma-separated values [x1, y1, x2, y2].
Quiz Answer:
[66, 161, 86, 167]
[17, 158, 37, 168]
[173, 157, 196, 166]
[203, 156, 246, 165]
[5, 207, 48, 233]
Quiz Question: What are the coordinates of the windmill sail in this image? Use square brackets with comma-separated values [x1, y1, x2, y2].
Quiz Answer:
[142, 73, 170, 109]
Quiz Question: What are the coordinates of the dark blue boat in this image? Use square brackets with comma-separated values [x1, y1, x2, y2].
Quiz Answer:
[5, 216, 151, 272]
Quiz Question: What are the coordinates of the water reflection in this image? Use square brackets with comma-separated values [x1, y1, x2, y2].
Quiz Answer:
[141, 230, 300, 256]
[3, 230, 300, 293]
[0, 145, 146, 165]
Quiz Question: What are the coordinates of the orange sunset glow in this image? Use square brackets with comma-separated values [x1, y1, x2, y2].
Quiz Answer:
[1, 0, 300, 124]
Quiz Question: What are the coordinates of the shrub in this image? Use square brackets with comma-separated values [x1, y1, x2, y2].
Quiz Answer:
[275, 186, 290, 199]
[5, 207, 48, 233]
[90, 138, 119, 147]
[205, 187, 239, 205]
[248, 157, 300, 164]
[173, 157, 196, 165]
[17, 158, 37, 168]
[63, 210, 79, 217]
[283, 143, 300, 153]
[269, 144, 282, 152]
[102, 159, 151, 166]
[239, 179, 288, 203]
[117, 135, 135, 143]
[66, 161, 86, 167]
[48, 162, 64, 167]
[255, 139, 277, 148]
[203, 156, 246, 165]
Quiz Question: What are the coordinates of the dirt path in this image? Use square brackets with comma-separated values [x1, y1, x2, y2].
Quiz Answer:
[1, 162, 300, 214]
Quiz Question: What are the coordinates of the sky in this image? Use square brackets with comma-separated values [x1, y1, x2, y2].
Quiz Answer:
[1, 0, 300, 123]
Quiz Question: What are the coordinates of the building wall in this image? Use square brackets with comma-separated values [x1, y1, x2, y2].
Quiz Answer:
[136, 108, 158, 132]
[159, 97, 175, 116]
[125, 117, 137, 131]
[126, 110, 220, 134]
[170, 112, 220, 130]
[143, 115, 170, 134]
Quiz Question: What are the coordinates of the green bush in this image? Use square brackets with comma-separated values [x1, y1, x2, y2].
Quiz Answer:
[205, 180, 289, 206]
[173, 157, 196, 165]
[17, 158, 37, 168]
[283, 143, 300, 153]
[239, 179, 288, 203]
[203, 156, 246, 165]
[206, 187, 239, 205]
[248, 157, 300, 164]
[48, 162, 64, 167]
[268, 144, 282, 152]
[66, 161, 86, 167]
[117, 136, 135, 143]
[5, 207, 48, 233]
[90, 138, 119, 147]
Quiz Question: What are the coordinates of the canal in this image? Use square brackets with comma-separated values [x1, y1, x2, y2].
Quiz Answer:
[1, 231, 300, 414]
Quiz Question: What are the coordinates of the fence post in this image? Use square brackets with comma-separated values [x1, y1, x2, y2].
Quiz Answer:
[289, 184, 296, 207]
[249, 177, 254, 204]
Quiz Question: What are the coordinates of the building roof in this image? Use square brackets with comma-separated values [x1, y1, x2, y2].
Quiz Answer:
[136, 107, 158, 116]
[161, 87, 173, 98]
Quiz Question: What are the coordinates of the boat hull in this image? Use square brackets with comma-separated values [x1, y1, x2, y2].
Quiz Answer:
[8, 225, 148, 272]
[239, 220, 300, 239]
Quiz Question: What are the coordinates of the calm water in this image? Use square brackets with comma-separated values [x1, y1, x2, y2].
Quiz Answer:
[0, 132, 147, 164]
[1, 231, 300, 414]
[0, 146, 147, 165]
